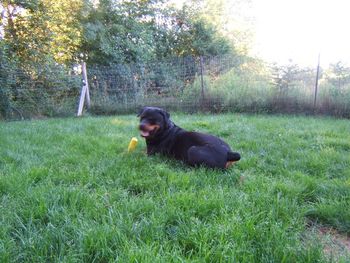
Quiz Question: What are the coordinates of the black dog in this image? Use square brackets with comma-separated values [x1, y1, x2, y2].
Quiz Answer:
[138, 107, 240, 169]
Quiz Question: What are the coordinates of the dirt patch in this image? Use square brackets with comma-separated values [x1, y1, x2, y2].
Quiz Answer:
[307, 222, 350, 262]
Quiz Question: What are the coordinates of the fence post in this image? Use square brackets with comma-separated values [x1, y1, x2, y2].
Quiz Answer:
[199, 56, 205, 101]
[313, 53, 320, 110]
[82, 62, 91, 108]
[77, 61, 90, 116]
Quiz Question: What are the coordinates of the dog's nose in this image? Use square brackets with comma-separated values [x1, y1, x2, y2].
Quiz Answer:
[139, 123, 146, 130]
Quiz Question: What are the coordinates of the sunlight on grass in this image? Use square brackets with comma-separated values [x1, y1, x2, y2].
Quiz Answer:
[110, 117, 134, 126]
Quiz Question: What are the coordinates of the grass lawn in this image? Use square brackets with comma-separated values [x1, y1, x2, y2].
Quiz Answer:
[0, 113, 349, 262]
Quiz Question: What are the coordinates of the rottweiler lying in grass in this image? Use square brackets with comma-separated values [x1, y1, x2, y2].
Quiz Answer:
[138, 107, 241, 169]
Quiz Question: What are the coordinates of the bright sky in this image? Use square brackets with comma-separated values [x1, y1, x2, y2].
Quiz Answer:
[252, 0, 350, 67]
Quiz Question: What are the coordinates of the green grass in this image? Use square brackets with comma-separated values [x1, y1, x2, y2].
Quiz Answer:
[0, 113, 349, 262]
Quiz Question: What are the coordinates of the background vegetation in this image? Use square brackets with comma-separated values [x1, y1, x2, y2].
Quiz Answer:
[0, 0, 235, 119]
[1, 0, 350, 119]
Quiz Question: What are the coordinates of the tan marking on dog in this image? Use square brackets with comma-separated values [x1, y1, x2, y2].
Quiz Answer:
[225, 161, 237, 169]
[143, 124, 160, 132]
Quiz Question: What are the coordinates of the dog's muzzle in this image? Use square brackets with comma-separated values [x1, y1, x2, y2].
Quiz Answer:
[139, 123, 160, 138]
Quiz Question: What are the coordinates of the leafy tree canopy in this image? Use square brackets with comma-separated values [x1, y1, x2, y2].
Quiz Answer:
[1, 0, 237, 66]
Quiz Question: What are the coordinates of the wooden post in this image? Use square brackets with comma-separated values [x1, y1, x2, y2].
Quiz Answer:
[77, 61, 90, 116]
[82, 61, 91, 108]
[313, 53, 320, 109]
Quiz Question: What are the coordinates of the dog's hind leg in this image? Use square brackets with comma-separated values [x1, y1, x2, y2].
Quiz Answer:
[187, 145, 227, 169]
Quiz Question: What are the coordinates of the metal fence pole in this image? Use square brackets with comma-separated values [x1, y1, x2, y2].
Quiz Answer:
[200, 56, 205, 101]
[314, 53, 320, 109]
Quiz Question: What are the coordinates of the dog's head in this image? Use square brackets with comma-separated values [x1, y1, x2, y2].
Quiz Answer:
[137, 107, 171, 139]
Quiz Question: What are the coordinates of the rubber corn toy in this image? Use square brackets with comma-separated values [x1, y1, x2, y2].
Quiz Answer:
[128, 137, 138, 152]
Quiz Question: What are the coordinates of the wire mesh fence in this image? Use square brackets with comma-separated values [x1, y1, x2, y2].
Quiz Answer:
[1, 54, 350, 120]
[88, 56, 204, 114]
[87, 55, 350, 117]
[0, 63, 81, 120]
[87, 55, 269, 114]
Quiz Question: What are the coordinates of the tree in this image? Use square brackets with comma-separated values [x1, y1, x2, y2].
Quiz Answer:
[80, 0, 166, 65]
[155, 5, 232, 58]
[326, 62, 350, 89]
[182, 0, 254, 55]
[1, 0, 237, 66]
[1, 0, 82, 64]
[272, 62, 300, 95]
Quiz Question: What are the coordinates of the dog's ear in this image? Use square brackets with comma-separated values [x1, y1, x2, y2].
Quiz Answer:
[159, 108, 171, 128]
[137, 107, 146, 117]
[160, 109, 170, 120]
[162, 110, 170, 119]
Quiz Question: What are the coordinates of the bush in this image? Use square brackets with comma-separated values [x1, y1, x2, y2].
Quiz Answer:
[0, 55, 81, 120]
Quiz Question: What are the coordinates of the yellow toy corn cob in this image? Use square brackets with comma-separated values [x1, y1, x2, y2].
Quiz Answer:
[128, 137, 138, 152]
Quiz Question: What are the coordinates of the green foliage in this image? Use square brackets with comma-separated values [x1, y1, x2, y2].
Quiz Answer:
[177, 59, 350, 117]
[184, 0, 254, 55]
[0, 0, 238, 120]
[179, 19, 231, 57]
[1, 0, 235, 66]
[79, 0, 233, 65]
[325, 62, 350, 89]
[164, 5, 232, 57]
[0, 43, 81, 120]
[1, 0, 349, 120]
[80, 0, 157, 64]
[0, 42, 15, 119]
[1, 0, 82, 64]
[1, 114, 349, 261]
[181, 60, 274, 113]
